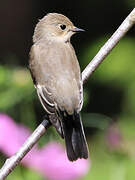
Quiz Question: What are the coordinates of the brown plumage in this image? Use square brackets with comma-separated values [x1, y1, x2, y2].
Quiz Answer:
[29, 13, 88, 161]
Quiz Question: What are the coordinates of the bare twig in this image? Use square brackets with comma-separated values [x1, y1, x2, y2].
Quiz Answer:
[0, 8, 135, 180]
[82, 8, 135, 83]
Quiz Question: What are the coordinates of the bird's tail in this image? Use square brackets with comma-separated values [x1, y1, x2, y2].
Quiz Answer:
[61, 111, 88, 161]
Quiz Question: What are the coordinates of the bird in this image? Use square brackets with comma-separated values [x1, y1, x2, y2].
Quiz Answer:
[29, 13, 88, 161]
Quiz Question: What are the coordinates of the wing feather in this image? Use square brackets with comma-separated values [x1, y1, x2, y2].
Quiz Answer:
[36, 85, 55, 114]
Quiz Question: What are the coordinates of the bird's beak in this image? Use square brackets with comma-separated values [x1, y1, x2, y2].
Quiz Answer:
[71, 27, 85, 32]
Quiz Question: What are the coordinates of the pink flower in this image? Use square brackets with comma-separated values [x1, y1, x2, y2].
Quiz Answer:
[0, 114, 90, 180]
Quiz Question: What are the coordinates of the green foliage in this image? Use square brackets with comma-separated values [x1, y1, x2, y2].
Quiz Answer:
[0, 65, 38, 128]
[7, 166, 44, 180]
[0, 66, 34, 110]
[82, 113, 112, 129]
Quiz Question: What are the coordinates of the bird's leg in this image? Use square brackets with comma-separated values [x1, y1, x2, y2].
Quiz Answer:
[41, 114, 52, 129]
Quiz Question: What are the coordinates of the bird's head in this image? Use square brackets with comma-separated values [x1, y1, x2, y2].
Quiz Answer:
[33, 13, 84, 43]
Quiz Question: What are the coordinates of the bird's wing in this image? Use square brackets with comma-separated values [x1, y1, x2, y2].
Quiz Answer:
[36, 84, 64, 138]
[29, 44, 64, 137]
[29, 44, 56, 114]
[36, 84, 55, 114]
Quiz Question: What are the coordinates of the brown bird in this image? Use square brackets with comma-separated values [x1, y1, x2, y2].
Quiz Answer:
[29, 13, 88, 161]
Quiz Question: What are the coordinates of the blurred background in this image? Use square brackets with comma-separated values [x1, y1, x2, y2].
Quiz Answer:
[0, 0, 135, 179]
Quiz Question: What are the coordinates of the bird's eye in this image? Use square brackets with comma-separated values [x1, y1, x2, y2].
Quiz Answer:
[60, 24, 66, 30]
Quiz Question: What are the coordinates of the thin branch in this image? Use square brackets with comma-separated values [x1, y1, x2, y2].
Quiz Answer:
[0, 8, 135, 180]
[82, 8, 135, 83]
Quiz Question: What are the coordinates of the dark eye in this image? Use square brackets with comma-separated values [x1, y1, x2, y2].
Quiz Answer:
[60, 24, 66, 30]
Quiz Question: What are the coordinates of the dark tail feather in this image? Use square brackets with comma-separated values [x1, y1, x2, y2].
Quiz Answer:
[61, 111, 88, 161]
